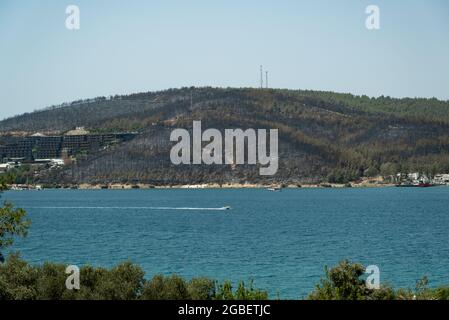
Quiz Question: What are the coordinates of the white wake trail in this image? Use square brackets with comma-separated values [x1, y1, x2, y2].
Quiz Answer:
[23, 206, 230, 211]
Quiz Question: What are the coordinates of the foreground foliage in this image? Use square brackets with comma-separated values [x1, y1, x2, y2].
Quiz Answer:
[0, 253, 268, 300]
[1, 255, 448, 300]
[308, 260, 449, 300]
[0, 180, 31, 263]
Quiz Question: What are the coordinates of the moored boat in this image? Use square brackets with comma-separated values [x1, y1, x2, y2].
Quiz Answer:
[396, 182, 436, 187]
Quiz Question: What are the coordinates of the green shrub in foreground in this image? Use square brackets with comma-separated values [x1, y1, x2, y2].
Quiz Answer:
[2, 254, 449, 300]
[0, 253, 268, 300]
[308, 260, 449, 300]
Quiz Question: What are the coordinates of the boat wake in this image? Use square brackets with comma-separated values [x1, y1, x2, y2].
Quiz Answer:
[23, 206, 231, 211]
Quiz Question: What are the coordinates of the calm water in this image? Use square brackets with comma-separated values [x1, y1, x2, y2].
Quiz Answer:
[3, 187, 449, 298]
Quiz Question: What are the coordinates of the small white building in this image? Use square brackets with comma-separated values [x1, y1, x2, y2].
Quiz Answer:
[433, 174, 449, 184]
[50, 159, 65, 166]
[407, 172, 420, 181]
[34, 159, 65, 167]
[0, 163, 11, 173]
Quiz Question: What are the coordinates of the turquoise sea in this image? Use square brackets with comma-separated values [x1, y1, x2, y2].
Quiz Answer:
[3, 187, 449, 298]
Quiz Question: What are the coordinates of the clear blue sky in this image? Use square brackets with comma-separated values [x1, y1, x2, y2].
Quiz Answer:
[1, 0, 448, 119]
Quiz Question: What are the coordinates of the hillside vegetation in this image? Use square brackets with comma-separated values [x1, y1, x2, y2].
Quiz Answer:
[2, 87, 449, 185]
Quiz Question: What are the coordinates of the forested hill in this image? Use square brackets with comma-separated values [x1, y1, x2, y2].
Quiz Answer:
[2, 87, 449, 185]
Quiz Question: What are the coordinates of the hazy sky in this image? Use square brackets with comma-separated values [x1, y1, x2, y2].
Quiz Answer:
[1, 0, 448, 120]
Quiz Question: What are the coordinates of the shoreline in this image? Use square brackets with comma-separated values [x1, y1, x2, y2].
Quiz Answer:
[78, 182, 398, 190]
[8, 181, 401, 191]
[9, 177, 448, 191]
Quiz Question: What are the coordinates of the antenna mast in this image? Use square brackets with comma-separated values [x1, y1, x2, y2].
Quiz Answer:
[265, 71, 268, 89]
[260, 65, 263, 89]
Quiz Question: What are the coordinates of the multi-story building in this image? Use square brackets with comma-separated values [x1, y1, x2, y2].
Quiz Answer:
[0, 129, 137, 163]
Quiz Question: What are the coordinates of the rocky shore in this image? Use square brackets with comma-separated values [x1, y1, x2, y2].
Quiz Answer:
[8, 177, 401, 190]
